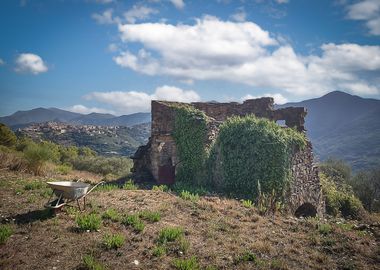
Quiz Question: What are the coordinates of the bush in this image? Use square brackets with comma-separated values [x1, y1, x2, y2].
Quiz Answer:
[350, 169, 380, 213]
[139, 210, 161, 222]
[102, 233, 125, 250]
[172, 257, 200, 270]
[122, 214, 145, 233]
[76, 213, 102, 231]
[82, 254, 106, 270]
[0, 224, 13, 244]
[158, 227, 184, 244]
[0, 123, 17, 147]
[55, 163, 72, 175]
[180, 191, 199, 202]
[23, 143, 56, 175]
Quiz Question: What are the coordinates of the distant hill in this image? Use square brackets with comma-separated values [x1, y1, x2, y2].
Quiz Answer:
[278, 91, 380, 171]
[0, 108, 151, 128]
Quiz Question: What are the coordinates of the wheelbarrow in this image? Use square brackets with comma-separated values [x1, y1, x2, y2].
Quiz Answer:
[44, 181, 104, 211]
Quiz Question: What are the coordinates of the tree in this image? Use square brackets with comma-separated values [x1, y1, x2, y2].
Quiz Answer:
[0, 123, 17, 147]
[350, 169, 380, 212]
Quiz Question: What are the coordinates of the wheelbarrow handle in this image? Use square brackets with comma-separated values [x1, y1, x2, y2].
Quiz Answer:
[85, 181, 105, 197]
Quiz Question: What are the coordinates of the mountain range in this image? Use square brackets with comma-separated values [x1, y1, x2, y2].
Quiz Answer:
[1, 91, 379, 171]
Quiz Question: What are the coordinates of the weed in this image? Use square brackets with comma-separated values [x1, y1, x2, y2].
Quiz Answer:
[270, 259, 288, 270]
[102, 208, 120, 222]
[235, 251, 257, 264]
[122, 179, 138, 190]
[158, 227, 184, 244]
[83, 254, 106, 270]
[96, 184, 119, 192]
[152, 245, 166, 257]
[0, 224, 13, 244]
[242, 199, 253, 208]
[318, 223, 332, 235]
[336, 222, 353, 231]
[122, 214, 145, 233]
[66, 206, 80, 216]
[24, 181, 45, 190]
[152, 185, 169, 192]
[139, 210, 161, 222]
[39, 188, 52, 198]
[172, 256, 200, 270]
[180, 191, 199, 202]
[76, 213, 102, 231]
[177, 237, 190, 254]
[102, 233, 125, 250]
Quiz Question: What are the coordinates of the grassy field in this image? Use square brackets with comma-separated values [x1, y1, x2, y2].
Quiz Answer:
[0, 170, 379, 270]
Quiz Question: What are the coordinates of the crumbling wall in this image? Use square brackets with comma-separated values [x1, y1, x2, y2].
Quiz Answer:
[131, 98, 324, 216]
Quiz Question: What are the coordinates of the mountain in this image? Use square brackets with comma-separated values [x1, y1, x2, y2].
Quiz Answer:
[278, 91, 380, 171]
[0, 108, 151, 128]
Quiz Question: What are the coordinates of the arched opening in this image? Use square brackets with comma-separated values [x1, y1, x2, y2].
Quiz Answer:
[295, 203, 317, 218]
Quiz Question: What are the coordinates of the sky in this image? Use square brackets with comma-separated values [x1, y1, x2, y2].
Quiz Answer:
[0, 0, 379, 116]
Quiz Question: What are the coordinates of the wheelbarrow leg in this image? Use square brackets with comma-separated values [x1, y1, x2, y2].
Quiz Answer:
[77, 199, 82, 211]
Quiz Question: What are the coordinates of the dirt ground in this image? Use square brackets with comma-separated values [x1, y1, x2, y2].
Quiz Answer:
[0, 170, 379, 270]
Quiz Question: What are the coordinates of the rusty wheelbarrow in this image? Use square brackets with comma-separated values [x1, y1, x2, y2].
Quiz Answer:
[44, 181, 104, 211]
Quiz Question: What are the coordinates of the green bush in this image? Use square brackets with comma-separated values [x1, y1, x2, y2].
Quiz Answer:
[70, 156, 132, 177]
[0, 224, 13, 244]
[76, 213, 102, 231]
[172, 257, 200, 270]
[102, 233, 125, 250]
[122, 214, 145, 233]
[139, 210, 161, 222]
[209, 115, 306, 198]
[158, 227, 184, 244]
[23, 143, 56, 175]
[102, 208, 120, 222]
[56, 163, 73, 175]
[0, 123, 17, 147]
[82, 254, 106, 270]
[180, 190, 199, 202]
[350, 169, 380, 213]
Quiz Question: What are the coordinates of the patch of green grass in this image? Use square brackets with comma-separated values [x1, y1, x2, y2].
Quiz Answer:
[318, 223, 332, 235]
[139, 210, 161, 222]
[152, 245, 166, 257]
[83, 254, 106, 270]
[234, 251, 257, 264]
[102, 208, 120, 222]
[0, 225, 13, 244]
[56, 164, 72, 175]
[242, 199, 253, 208]
[39, 188, 52, 198]
[180, 191, 199, 202]
[122, 179, 138, 190]
[24, 181, 45, 190]
[96, 184, 119, 192]
[172, 256, 200, 270]
[76, 213, 102, 231]
[158, 227, 184, 244]
[152, 185, 169, 192]
[66, 206, 80, 216]
[336, 222, 353, 231]
[102, 233, 125, 250]
[122, 214, 145, 233]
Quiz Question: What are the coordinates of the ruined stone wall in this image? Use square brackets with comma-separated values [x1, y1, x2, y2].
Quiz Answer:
[131, 98, 324, 216]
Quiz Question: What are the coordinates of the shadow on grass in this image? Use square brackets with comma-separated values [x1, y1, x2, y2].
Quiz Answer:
[11, 209, 55, 225]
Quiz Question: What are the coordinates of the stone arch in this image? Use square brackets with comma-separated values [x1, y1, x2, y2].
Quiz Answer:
[294, 202, 317, 218]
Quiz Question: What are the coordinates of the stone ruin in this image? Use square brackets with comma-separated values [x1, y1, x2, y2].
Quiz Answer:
[132, 98, 325, 217]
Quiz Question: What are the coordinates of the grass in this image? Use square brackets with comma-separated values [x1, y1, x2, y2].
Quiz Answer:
[122, 214, 145, 233]
[158, 227, 184, 244]
[152, 245, 166, 257]
[172, 256, 200, 270]
[0, 224, 13, 244]
[234, 251, 258, 264]
[318, 223, 333, 235]
[102, 233, 125, 250]
[242, 199, 253, 208]
[102, 208, 120, 222]
[24, 181, 45, 190]
[82, 254, 106, 270]
[76, 213, 102, 231]
[139, 210, 161, 222]
[122, 179, 138, 190]
[152, 185, 169, 192]
[95, 184, 119, 192]
[180, 191, 199, 202]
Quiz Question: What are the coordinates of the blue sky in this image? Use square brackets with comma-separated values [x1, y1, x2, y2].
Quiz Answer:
[0, 0, 379, 116]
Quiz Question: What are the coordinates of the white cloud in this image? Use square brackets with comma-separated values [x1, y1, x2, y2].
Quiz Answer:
[92, 9, 119, 24]
[84, 85, 200, 114]
[230, 8, 247, 22]
[275, 0, 289, 4]
[347, 0, 380, 36]
[242, 93, 288, 104]
[170, 0, 185, 9]
[124, 5, 158, 24]
[0, 58, 5, 66]
[94, 0, 114, 4]
[68, 105, 115, 115]
[14, 53, 48, 75]
[107, 43, 118, 52]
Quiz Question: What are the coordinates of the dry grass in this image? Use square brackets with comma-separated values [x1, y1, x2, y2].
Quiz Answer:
[0, 170, 379, 270]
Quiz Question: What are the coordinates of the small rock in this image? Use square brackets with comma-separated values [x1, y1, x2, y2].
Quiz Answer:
[133, 260, 139, 266]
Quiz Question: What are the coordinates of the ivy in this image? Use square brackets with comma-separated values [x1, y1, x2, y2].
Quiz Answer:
[210, 115, 306, 199]
[172, 105, 209, 186]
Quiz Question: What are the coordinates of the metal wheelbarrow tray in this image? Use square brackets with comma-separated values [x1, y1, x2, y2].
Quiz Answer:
[45, 181, 104, 210]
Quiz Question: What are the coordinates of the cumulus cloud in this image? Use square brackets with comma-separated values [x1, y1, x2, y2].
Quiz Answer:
[92, 9, 120, 24]
[124, 5, 158, 23]
[14, 53, 48, 75]
[170, 0, 185, 9]
[230, 7, 247, 22]
[84, 85, 200, 114]
[68, 105, 115, 114]
[347, 0, 380, 35]
[242, 93, 288, 104]
[112, 16, 380, 97]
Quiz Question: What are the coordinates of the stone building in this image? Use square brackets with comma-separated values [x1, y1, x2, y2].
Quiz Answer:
[132, 98, 324, 216]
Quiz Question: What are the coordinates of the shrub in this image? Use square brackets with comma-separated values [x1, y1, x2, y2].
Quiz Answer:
[139, 210, 161, 222]
[23, 143, 55, 175]
[152, 185, 169, 192]
[0, 224, 13, 244]
[82, 254, 106, 270]
[172, 257, 200, 270]
[123, 179, 138, 190]
[158, 227, 184, 244]
[122, 214, 145, 233]
[350, 169, 380, 213]
[102, 208, 120, 222]
[55, 163, 72, 175]
[318, 223, 332, 235]
[242, 199, 253, 208]
[180, 191, 199, 202]
[102, 233, 125, 250]
[70, 156, 133, 177]
[76, 213, 102, 231]
[0, 123, 17, 147]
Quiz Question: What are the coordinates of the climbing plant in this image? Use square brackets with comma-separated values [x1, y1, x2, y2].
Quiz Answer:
[211, 115, 306, 199]
[172, 105, 209, 186]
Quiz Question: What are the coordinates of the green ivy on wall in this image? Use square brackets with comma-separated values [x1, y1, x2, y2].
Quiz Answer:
[172, 105, 209, 186]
